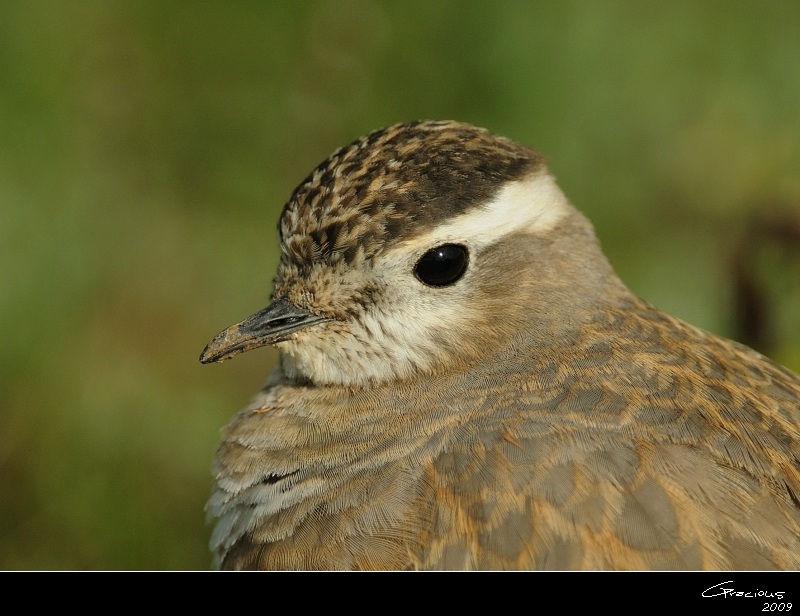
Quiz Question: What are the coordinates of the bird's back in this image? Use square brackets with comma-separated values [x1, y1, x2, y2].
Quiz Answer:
[210, 295, 800, 570]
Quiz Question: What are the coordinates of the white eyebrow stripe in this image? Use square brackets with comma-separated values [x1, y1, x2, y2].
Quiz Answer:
[390, 172, 571, 255]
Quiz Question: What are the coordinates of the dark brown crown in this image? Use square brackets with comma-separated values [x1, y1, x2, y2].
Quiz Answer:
[278, 120, 545, 271]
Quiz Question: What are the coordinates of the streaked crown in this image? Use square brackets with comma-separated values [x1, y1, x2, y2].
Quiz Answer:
[277, 120, 544, 272]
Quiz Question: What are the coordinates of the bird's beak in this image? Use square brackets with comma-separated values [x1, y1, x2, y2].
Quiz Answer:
[199, 297, 329, 364]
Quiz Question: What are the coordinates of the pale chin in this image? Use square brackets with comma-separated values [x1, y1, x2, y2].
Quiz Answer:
[277, 341, 353, 386]
[276, 336, 435, 388]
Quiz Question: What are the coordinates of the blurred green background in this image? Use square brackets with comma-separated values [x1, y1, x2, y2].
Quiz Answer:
[2, 1, 799, 569]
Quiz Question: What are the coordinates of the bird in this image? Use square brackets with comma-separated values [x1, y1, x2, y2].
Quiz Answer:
[200, 120, 800, 570]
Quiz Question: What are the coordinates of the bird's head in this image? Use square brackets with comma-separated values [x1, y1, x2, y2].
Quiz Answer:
[200, 120, 625, 386]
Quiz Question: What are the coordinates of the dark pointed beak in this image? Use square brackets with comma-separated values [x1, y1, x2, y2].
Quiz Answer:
[199, 297, 330, 364]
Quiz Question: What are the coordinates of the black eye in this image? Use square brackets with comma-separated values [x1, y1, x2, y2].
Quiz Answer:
[414, 244, 469, 287]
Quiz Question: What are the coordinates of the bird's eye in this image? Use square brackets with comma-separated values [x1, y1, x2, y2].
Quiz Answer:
[414, 244, 469, 287]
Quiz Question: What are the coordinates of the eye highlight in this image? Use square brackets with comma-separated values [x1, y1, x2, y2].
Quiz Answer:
[414, 244, 469, 287]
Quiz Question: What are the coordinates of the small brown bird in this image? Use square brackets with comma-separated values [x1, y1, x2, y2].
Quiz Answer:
[200, 120, 800, 570]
